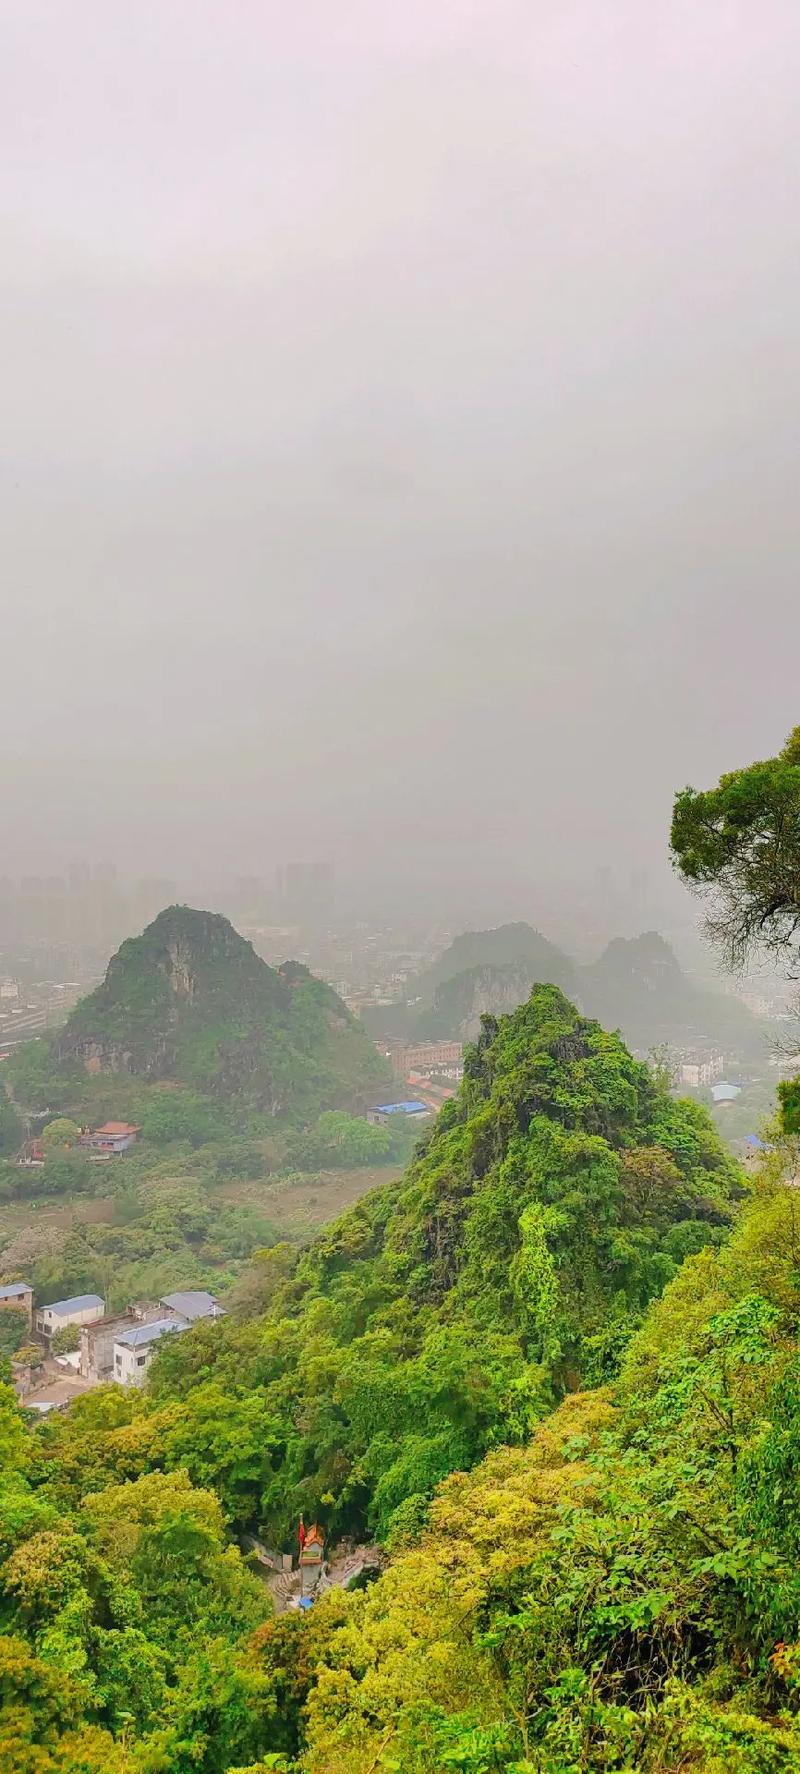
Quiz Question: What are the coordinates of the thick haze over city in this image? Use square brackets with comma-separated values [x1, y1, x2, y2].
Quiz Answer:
[2, 2, 799, 919]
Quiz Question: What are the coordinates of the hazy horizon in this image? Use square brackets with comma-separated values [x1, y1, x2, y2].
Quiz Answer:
[3, 3, 800, 908]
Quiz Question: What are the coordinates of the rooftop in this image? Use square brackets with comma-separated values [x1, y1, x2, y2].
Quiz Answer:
[160, 1289, 223, 1323]
[371, 1100, 431, 1115]
[42, 1293, 104, 1317]
[0, 1281, 32, 1300]
[93, 1122, 141, 1136]
[115, 1317, 182, 1351]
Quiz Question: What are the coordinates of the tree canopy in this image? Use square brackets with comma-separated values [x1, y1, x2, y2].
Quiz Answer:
[671, 724, 800, 968]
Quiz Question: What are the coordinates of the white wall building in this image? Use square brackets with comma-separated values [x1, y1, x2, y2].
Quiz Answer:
[113, 1318, 182, 1387]
[36, 1293, 105, 1338]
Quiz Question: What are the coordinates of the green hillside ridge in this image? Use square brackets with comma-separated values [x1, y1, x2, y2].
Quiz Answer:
[147, 984, 739, 1547]
[420, 921, 579, 997]
[50, 905, 391, 1121]
[0, 983, 748, 1773]
[289, 1166, 800, 1774]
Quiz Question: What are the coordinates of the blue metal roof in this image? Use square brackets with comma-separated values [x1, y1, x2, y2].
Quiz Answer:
[0, 1281, 32, 1300]
[115, 1318, 182, 1351]
[43, 1293, 103, 1316]
[372, 1100, 430, 1115]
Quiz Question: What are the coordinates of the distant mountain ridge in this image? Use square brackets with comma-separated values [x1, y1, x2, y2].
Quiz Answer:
[393, 922, 769, 1061]
[54, 905, 391, 1118]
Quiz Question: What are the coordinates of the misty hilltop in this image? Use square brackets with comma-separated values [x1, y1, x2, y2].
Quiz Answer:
[53, 905, 390, 1118]
[368, 922, 769, 1061]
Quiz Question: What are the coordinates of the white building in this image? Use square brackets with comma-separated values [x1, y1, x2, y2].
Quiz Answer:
[113, 1318, 182, 1387]
[36, 1293, 105, 1339]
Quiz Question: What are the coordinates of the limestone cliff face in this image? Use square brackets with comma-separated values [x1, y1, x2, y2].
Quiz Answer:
[433, 962, 583, 1041]
[53, 905, 391, 1116]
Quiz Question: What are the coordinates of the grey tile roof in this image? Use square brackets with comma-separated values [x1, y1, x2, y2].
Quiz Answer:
[160, 1290, 224, 1323]
[42, 1293, 104, 1317]
[115, 1318, 182, 1352]
[0, 1281, 32, 1300]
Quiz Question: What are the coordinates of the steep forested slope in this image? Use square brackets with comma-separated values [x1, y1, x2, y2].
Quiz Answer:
[50, 905, 390, 1119]
[0, 984, 767, 1773]
[290, 1165, 800, 1774]
[148, 985, 738, 1545]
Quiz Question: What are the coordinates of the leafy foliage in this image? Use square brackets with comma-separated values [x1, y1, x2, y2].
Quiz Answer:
[292, 1166, 800, 1773]
[0, 985, 772, 1772]
[671, 723, 800, 968]
[0, 1086, 24, 1158]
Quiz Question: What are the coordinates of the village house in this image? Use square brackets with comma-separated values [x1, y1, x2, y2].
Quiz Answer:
[112, 1317, 183, 1386]
[0, 1280, 33, 1328]
[36, 1293, 105, 1339]
[80, 1291, 224, 1381]
[80, 1303, 164, 1381]
[79, 1121, 141, 1155]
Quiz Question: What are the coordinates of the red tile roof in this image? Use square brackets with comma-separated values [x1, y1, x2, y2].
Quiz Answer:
[94, 1122, 141, 1137]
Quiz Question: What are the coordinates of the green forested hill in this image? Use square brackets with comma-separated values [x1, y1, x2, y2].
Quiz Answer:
[49, 905, 390, 1119]
[292, 1173, 800, 1772]
[1, 985, 781, 1774]
[143, 986, 739, 1549]
[582, 929, 769, 1061]
[419, 921, 579, 998]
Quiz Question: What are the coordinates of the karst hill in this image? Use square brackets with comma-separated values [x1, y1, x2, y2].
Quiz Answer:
[53, 905, 390, 1118]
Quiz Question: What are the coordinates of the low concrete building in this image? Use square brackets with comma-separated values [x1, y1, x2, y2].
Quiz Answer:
[79, 1304, 164, 1381]
[385, 1040, 464, 1077]
[679, 1054, 725, 1089]
[366, 1100, 432, 1127]
[36, 1293, 105, 1339]
[0, 1280, 33, 1327]
[113, 1317, 182, 1387]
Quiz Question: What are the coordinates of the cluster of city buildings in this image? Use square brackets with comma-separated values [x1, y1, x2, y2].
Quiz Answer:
[0, 1281, 224, 1408]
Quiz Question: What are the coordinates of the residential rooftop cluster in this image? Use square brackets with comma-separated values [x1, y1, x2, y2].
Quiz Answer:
[0, 1282, 224, 1412]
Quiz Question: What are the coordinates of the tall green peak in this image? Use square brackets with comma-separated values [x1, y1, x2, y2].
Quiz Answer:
[53, 905, 390, 1118]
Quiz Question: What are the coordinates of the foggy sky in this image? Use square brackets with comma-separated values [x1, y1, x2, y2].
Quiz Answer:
[2, 2, 800, 908]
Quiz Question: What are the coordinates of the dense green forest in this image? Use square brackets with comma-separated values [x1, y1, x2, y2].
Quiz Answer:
[46, 905, 391, 1119]
[1, 983, 757, 1773]
[2, 733, 799, 1772]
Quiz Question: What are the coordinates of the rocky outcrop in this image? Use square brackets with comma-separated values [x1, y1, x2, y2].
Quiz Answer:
[52, 905, 391, 1116]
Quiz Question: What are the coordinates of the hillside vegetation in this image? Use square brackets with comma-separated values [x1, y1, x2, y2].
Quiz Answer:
[21, 906, 390, 1123]
[2, 984, 791, 1774]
